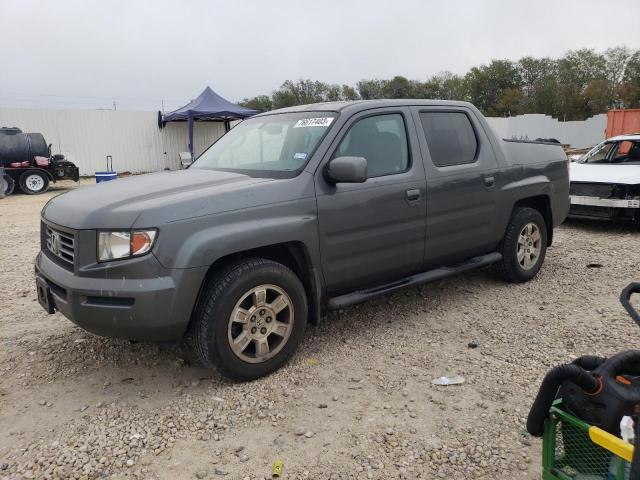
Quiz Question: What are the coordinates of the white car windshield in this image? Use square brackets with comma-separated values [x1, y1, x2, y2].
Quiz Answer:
[192, 112, 338, 178]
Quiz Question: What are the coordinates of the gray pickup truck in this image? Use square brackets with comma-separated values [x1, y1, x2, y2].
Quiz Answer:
[35, 100, 569, 380]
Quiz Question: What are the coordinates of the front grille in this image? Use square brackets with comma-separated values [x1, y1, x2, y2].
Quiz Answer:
[45, 225, 75, 266]
[570, 182, 615, 198]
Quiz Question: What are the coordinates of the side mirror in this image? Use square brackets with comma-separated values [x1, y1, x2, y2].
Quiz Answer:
[326, 156, 367, 183]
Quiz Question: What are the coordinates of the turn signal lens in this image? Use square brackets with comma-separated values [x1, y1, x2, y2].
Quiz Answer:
[131, 230, 156, 256]
[97, 230, 157, 262]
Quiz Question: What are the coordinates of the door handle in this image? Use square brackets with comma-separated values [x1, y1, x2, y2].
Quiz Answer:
[483, 175, 495, 188]
[405, 189, 421, 204]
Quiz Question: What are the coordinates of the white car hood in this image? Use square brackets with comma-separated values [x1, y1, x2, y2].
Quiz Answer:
[570, 162, 640, 185]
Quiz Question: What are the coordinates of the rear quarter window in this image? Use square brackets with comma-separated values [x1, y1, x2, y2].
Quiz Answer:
[419, 111, 478, 167]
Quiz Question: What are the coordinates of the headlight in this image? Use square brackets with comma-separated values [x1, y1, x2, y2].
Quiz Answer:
[98, 230, 157, 262]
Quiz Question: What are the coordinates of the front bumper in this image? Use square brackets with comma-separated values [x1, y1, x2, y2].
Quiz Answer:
[570, 195, 640, 209]
[35, 250, 206, 341]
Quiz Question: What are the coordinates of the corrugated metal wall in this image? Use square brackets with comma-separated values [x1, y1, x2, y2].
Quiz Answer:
[485, 113, 607, 149]
[0, 108, 608, 176]
[0, 108, 226, 175]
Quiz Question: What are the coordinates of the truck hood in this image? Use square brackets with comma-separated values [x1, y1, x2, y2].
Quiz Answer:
[570, 162, 640, 185]
[42, 169, 288, 229]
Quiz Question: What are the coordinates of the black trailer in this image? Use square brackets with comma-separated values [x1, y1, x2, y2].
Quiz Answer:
[1, 127, 80, 195]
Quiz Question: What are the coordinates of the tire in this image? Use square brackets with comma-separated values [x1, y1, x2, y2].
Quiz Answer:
[190, 258, 308, 381]
[19, 170, 50, 194]
[3, 174, 15, 196]
[494, 207, 548, 283]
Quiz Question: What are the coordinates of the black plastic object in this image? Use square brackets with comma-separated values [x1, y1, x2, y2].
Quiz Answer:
[572, 355, 607, 371]
[560, 350, 640, 435]
[621, 283, 640, 326]
[526, 363, 599, 436]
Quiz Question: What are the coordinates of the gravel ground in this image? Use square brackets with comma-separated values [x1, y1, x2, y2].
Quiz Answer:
[1, 181, 639, 480]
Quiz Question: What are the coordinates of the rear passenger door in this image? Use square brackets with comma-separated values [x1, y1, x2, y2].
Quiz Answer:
[315, 109, 427, 294]
[411, 107, 500, 268]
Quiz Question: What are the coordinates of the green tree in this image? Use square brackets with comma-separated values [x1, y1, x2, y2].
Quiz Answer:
[341, 84, 360, 101]
[356, 79, 386, 99]
[432, 72, 467, 100]
[325, 84, 342, 102]
[238, 46, 638, 119]
[604, 47, 632, 108]
[464, 60, 522, 116]
[239, 95, 272, 112]
[496, 88, 527, 116]
[556, 49, 607, 119]
[517, 56, 559, 115]
[382, 76, 415, 98]
[271, 79, 332, 108]
[620, 50, 640, 108]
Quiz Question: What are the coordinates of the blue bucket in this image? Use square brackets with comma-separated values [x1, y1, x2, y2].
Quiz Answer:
[95, 171, 117, 183]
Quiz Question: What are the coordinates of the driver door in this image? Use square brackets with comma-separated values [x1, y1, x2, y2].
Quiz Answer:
[315, 108, 427, 294]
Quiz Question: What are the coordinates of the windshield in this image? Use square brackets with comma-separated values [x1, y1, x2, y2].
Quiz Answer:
[580, 142, 614, 163]
[191, 112, 338, 177]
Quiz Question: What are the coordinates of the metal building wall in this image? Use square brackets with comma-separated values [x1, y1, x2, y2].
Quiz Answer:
[0, 108, 609, 176]
[485, 113, 607, 149]
[0, 108, 226, 176]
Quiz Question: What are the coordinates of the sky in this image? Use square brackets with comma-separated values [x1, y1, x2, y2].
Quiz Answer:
[1, 0, 639, 111]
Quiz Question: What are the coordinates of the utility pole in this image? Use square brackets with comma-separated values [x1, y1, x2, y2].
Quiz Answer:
[113, 101, 117, 111]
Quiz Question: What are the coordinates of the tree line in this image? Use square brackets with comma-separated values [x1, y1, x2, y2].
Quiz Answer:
[240, 47, 640, 121]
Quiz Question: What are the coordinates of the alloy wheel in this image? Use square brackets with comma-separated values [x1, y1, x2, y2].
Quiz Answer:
[227, 284, 294, 363]
[517, 222, 542, 270]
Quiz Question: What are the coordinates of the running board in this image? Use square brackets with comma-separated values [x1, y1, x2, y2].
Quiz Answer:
[327, 252, 502, 310]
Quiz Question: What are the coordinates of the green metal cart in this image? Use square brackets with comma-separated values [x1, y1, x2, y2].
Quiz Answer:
[543, 401, 634, 480]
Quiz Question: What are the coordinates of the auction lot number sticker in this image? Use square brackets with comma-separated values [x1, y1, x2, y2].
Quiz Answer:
[294, 117, 334, 128]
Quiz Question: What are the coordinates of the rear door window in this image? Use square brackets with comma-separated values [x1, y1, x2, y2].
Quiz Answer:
[419, 112, 478, 167]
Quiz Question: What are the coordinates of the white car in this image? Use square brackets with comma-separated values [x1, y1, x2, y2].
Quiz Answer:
[569, 133, 640, 223]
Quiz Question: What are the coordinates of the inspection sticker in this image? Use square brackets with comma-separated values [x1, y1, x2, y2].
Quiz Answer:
[293, 152, 308, 160]
[294, 117, 334, 128]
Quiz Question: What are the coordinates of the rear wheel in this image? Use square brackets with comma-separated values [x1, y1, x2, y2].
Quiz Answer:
[19, 170, 50, 194]
[494, 207, 548, 283]
[190, 258, 307, 381]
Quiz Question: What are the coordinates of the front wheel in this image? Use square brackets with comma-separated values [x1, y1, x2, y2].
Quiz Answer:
[19, 170, 50, 194]
[494, 207, 548, 283]
[190, 258, 308, 381]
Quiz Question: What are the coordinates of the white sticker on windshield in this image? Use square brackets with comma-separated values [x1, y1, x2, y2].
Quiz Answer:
[293, 152, 308, 160]
[294, 117, 334, 128]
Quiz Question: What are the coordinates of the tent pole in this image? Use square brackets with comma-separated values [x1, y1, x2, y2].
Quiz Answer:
[188, 115, 194, 159]
[224, 120, 231, 133]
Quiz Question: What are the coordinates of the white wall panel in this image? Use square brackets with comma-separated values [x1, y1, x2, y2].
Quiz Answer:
[485, 113, 607, 149]
[0, 108, 226, 175]
[0, 108, 608, 176]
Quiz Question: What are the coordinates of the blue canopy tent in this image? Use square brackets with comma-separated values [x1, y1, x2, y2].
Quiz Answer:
[161, 86, 258, 158]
